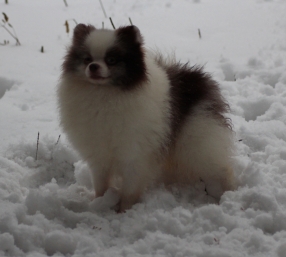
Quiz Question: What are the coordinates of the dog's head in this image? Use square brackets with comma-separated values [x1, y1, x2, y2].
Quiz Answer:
[62, 24, 147, 90]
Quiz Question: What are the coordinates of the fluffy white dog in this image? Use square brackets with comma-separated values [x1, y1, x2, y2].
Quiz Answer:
[58, 24, 235, 212]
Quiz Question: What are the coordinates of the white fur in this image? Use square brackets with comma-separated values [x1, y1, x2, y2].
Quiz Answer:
[85, 30, 115, 59]
[163, 108, 235, 198]
[58, 53, 171, 211]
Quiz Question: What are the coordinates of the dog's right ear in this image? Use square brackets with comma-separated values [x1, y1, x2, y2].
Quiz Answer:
[73, 24, 95, 45]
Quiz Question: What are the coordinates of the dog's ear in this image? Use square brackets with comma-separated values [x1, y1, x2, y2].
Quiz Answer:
[73, 24, 95, 45]
[116, 25, 143, 45]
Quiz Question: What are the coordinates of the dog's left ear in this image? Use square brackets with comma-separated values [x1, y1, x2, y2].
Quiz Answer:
[116, 25, 143, 45]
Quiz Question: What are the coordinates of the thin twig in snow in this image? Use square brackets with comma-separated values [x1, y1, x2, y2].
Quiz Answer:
[99, 0, 107, 18]
[35, 132, 40, 161]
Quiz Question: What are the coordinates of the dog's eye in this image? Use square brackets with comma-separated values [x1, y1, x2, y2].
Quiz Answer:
[83, 56, 93, 65]
[106, 56, 118, 65]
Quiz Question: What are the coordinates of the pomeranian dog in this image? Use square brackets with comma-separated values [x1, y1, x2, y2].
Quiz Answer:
[58, 24, 235, 212]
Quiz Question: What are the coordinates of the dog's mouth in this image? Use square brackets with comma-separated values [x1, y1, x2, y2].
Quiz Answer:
[88, 75, 110, 84]
[90, 75, 109, 80]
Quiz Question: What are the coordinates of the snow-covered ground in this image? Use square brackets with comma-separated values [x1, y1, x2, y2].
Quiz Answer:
[1, 0, 286, 256]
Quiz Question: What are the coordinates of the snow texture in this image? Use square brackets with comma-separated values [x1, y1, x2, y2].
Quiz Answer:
[1, 0, 286, 256]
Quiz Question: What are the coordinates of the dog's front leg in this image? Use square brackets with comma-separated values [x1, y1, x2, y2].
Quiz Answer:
[118, 161, 149, 212]
[92, 168, 110, 198]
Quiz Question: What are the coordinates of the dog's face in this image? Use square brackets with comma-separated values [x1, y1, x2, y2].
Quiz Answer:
[62, 24, 147, 90]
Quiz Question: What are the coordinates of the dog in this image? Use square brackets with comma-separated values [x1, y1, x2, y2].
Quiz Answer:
[57, 24, 235, 212]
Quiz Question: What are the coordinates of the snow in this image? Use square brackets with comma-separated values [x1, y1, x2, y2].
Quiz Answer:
[1, 0, 286, 256]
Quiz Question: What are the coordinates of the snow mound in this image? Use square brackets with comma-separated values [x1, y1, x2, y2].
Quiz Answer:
[0, 77, 17, 99]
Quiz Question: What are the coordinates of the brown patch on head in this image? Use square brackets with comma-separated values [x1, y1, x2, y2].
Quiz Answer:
[62, 24, 95, 74]
[109, 25, 147, 90]
[117, 25, 143, 45]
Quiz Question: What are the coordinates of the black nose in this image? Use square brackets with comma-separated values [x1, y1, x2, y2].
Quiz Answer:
[89, 63, 100, 72]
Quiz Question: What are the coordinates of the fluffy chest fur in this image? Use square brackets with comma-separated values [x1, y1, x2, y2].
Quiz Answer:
[58, 55, 171, 165]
